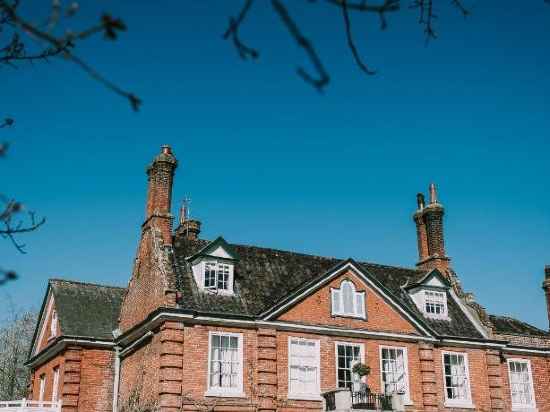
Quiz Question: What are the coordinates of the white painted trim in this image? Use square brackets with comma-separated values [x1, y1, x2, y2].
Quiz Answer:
[205, 331, 244, 397]
[440, 338, 506, 349]
[287, 336, 321, 400]
[52, 367, 60, 402]
[441, 350, 475, 409]
[448, 289, 489, 339]
[379, 345, 412, 405]
[34, 291, 55, 355]
[261, 261, 433, 337]
[507, 358, 537, 411]
[334, 341, 365, 390]
[504, 347, 550, 355]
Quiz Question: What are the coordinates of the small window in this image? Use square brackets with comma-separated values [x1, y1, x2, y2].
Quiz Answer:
[442, 352, 473, 408]
[380, 346, 411, 403]
[288, 337, 320, 399]
[203, 261, 233, 292]
[424, 290, 448, 319]
[50, 310, 58, 337]
[52, 367, 60, 402]
[508, 359, 536, 410]
[331, 281, 366, 318]
[39, 374, 46, 402]
[335, 342, 363, 390]
[206, 332, 243, 396]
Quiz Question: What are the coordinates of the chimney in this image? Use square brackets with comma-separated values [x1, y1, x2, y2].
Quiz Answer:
[413, 183, 451, 273]
[413, 193, 429, 261]
[175, 202, 202, 240]
[143, 145, 177, 244]
[542, 266, 550, 330]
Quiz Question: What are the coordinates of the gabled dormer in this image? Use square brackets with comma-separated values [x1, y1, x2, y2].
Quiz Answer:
[187, 236, 239, 295]
[406, 269, 451, 321]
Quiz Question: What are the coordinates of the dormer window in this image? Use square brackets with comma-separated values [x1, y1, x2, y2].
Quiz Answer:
[424, 290, 447, 317]
[189, 236, 238, 296]
[204, 261, 231, 291]
[331, 280, 366, 319]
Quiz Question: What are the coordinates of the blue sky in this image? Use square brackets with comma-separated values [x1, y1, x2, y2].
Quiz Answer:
[1, 1, 549, 329]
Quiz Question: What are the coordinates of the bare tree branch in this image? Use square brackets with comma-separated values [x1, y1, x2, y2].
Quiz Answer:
[272, 0, 330, 92]
[0, 0, 140, 110]
[223, 0, 259, 60]
[340, 0, 376, 75]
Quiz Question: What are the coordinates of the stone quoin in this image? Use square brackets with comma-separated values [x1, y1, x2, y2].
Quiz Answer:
[26, 146, 550, 412]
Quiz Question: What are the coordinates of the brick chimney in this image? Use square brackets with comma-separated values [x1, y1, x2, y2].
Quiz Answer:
[413, 183, 451, 273]
[143, 145, 177, 244]
[175, 202, 202, 240]
[542, 266, 550, 330]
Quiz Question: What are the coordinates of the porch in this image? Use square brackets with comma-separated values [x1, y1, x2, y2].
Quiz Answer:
[322, 388, 404, 412]
[0, 400, 61, 412]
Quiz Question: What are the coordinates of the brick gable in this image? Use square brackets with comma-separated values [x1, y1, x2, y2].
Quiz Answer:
[276, 270, 419, 335]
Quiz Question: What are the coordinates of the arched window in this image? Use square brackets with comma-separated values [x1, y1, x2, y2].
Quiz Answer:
[331, 280, 366, 318]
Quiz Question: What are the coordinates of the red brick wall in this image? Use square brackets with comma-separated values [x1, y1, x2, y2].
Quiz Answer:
[30, 354, 64, 403]
[30, 347, 114, 412]
[118, 228, 177, 332]
[78, 349, 115, 412]
[277, 270, 418, 335]
[119, 331, 162, 408]
[96, 319, 550, 412]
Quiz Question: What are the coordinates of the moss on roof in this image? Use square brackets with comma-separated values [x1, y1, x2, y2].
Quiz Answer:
[50, 279, 125, 340]
[489, 314, 548, 337]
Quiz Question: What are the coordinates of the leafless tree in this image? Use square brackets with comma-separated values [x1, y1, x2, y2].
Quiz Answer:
[0, 308, 37, 401]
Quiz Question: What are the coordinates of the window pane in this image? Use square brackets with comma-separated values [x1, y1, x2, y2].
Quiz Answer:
[342, 282, 354, 314]
[443, 353, 469, 401]
[336, 344, 362, 390]
[289, 339, 319, 396]
[210, 333, 240, 390]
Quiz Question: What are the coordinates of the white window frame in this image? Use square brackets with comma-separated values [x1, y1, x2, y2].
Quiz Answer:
[52, 367, 60, 402]
[38, 374, 46, 402]
[379, 346, 412, 405]
[50, 310, 58, 338]
[205, 331, 244, 398]
[194, 259, 235, 295]
[423, 289, 448, 319]
[334, 341, 365, 391]
[287, 337, 321, 400]
[507, 358, 537, 411]
[330, 280, 366, 319]
[442, 351, 474, 409]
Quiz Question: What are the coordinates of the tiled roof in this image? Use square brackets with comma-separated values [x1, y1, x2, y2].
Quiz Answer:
[489, 314, 548, 337]
[173, 236, 484, 339]
[49, 279, 125, 340]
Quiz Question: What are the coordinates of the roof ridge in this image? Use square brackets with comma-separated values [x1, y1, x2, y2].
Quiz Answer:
[181, 237, 420, 271]
[360, 260, 423, 273]
[49, 278, 126, 290]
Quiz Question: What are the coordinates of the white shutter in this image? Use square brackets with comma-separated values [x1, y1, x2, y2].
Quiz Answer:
[332, 289, 342, 315]
[355, 292, 365, 317]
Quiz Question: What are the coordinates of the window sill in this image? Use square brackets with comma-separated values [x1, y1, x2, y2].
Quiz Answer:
[204, 390, 246, 398]
[331, 312, 366, 320]
[511, 406, 537, 412]
[287, 394, 323, 401]
[444, 401, 475, 409]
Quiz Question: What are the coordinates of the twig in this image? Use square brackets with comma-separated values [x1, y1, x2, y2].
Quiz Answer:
[271, 0, 330, 92]
[223, 0, 259, 60]
[341, 0, 376, 75]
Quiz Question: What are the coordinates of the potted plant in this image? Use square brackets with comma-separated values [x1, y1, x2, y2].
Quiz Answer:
[351, 362, 371, 392]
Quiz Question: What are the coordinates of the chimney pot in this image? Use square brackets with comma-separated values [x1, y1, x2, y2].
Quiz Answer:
[161, 145, 172, 155]
[429, 183, 438, 204]
[545, 265, 550, 279]
[416, 193, 425, 211]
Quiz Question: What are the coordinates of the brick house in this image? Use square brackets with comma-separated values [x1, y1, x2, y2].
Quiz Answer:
[23, 145, 550, 412]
